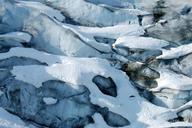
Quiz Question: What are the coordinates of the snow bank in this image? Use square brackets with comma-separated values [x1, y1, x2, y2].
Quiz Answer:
[158, 43, 192, 59]
[0, 32, 31, 43]
[114, 36, 169, 50]
[152, 69, 192, 91]
[43, 97, 57, 105]
[45, 0, 139, 26]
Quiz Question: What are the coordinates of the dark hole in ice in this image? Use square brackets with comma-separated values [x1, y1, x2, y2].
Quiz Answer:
[92, 75, 117, 97]
[94, 36, 116, 45]
[181, 6, 191, 15]
[97, 107, 130, 127]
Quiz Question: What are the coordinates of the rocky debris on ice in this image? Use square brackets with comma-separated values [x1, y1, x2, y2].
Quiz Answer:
[145, 0, 192, 44]
[122, 62, 160, 89]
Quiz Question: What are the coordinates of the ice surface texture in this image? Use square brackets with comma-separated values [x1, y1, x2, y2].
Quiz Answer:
[0, 0, 192, 128]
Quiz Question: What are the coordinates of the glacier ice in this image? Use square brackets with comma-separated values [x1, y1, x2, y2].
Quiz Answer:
[0, 0, 192, 128]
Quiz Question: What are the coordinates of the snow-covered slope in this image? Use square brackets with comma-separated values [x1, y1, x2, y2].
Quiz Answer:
[2, 47, 190, 128]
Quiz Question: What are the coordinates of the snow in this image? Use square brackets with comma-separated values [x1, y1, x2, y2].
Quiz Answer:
[51, 21, 145, 54]
[0, 47, 62, 65]
[52, 20, 145, 54]
[10, 1, 144, 56]
[85, 0, 134, 8]
[16, 0, 65, 22]
[26, 14, 103, 56]
[8, 48, 181, 128]
[0, 107, 29, 128]
[151, 69, 192, 91]
[0, 32, 31, 43]
[113, 36, 169, 50]
[44, 0, 139, 26]
[158, 43, 192, 59]
[43, 97, 57, 105]
[158, 122, 192, 127]
[176, 100, 192, 113]
[75, 24, 145, 38]
[0, 0, 191, 127]
[85, 0, 151, 16]
[53, 19, 112, 53]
